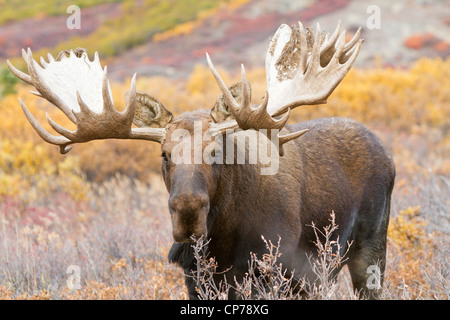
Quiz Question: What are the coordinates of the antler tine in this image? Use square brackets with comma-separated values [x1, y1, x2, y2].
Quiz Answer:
[339, 38, 363, 71]
[123, 73, 137, 117]
[341, 27, 362, 63]
[278, 128, 309, 156]
[320, 23, 362, 67]
[298, 21, 308, 75]
[23, 48, 77, 124]
[206, 53, 240, 112]
[266, 21, 363, 117]
[240, 64, 290, 130]
[75, 90, 95, 117]
[126, 73, 167, 143]
[207, 120, 239, 137]
[279, 128, 309, 145]
[6, 57, 33, 85]
[253, 91, 290, 131]
[128, 81, 166, 142]
[239, 64, 251, 113]
[319, 20, 341, 67]
[208, 53, 293, 133]
[323, 20, 341, 52]
[330, 30, 347, 66]
[307, 23, 323, 74]
[40, 56, 48, 68]
[18, 97, 71, 148]
[46, 112, 76, 141]
[102, 66, 115, 113]
[236, 63, 254, 129]
[47, 53, 55, 62]
[343, 27, 361, 53]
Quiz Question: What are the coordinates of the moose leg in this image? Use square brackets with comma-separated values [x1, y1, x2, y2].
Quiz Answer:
[348, 199, 391, 299]
[347, 239, 387, 299]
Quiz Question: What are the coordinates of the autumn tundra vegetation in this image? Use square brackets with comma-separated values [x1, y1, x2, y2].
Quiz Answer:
[0, 1, 449, 300]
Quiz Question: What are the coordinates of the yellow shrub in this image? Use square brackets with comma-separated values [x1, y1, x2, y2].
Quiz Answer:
[0, 90, 89, 200]
[387, 206, 436, 293]
[388, 206, 427, 251]
[287, 57, 450, 131]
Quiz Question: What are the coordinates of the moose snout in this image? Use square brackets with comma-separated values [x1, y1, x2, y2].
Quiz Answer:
[169, 193, 209, 243]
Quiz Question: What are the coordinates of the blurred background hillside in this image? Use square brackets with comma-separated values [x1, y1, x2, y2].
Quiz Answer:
[0, 0, 448, 299]
[2, 0, 449, 78]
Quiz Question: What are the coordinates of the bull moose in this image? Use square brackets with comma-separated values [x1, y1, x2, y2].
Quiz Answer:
[7, 21, 395, 299]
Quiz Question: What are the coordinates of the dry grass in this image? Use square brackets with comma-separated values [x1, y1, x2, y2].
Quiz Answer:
[0, 174, 187, 300]
[0, 169, 446, 300]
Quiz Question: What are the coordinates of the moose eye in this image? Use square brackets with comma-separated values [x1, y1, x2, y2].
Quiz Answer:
[161, 152, 169, 162]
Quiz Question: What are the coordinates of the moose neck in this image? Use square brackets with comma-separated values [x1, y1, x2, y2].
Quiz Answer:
[206, 137, 304, 259]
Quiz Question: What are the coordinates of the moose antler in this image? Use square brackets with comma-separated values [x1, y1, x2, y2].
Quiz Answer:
[207, 21, 362, 149]
[207, 53, 308, 154]
[265, 21, 363, 116]
[7, 48, 166, 154]
[207, 53, 291, 131]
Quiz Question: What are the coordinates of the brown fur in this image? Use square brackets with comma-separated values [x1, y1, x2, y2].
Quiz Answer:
[165, 111, 395, 299]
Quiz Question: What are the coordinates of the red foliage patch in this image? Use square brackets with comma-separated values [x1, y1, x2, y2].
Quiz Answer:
[404, 33, 437, 50]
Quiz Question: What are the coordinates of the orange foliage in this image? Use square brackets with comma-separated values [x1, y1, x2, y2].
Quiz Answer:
[404, 33, 436, 49]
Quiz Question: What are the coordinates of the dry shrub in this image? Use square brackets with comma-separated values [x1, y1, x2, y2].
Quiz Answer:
[190, 213, 357, 300]
[385, 206, 447, 298]
[187, 205, 449, 300]
[0, 172, 187, 300]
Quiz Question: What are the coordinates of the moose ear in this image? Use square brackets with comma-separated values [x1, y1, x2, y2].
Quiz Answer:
[210, 80, 251, 123]
[131, 91, 173, 128]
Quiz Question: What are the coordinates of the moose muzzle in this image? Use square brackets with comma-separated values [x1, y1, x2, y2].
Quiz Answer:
[169, 191, 209, 243]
